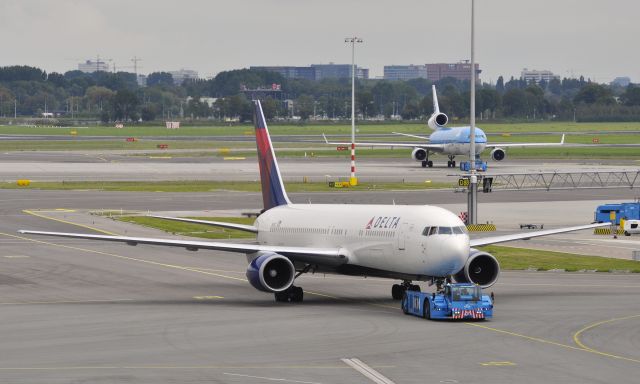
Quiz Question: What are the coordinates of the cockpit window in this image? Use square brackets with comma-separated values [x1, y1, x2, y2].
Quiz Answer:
[438, 226, 452, 235]
[423, 226, 468, 236]
[453, 226, 466, 234]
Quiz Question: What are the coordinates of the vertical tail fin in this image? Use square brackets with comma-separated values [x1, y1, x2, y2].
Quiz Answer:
[253, 100, 291, 211]
[432, 84, 440, 114]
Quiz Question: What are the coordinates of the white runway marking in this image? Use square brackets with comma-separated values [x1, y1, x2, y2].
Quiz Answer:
[223, 372, 322, 384]
[341, 358, 395, 384]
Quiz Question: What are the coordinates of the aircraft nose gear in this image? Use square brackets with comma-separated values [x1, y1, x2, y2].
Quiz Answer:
[391, 280, 421, 300]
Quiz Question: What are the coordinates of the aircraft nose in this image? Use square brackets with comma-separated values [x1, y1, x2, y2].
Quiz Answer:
[443, 236, 469, 273]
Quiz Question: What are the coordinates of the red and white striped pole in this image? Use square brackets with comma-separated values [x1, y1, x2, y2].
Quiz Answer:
[345, 36, 363, 186]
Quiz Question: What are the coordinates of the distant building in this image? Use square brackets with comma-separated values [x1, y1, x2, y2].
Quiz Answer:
[251, 66, 316, 81]
[136, 74, 147, 87]
[520, 68, 559, 84]
[168, 69, 199, 85]
[426, 62, 481, 82]
[383, 65, 428, 81]
[251, 63, 369, 81]
[611, 77, 631, 87]
[311, 63, 368, 80]
[78, 60, 110, 73]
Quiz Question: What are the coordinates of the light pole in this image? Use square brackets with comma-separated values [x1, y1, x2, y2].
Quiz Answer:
[345, 36, 363, 186]
[468, 0, 478, 224]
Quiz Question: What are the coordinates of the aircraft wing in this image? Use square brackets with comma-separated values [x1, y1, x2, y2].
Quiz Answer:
[391, 132, 430, 141]
[322, 134, 445, 150]
[469, 222, 610, 247]
[18, 230, 348, 266]
[487, 134, 565, 148]
[149, 215, 258, 233]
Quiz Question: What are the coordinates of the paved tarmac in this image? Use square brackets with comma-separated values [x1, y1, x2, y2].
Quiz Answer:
[1, 216, 639, 383]
[0, 154, 639, 382]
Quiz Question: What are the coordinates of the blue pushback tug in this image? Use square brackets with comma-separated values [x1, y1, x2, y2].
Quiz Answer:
[401, 283, 493, 320]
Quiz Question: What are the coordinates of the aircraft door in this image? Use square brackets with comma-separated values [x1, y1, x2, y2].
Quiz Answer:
[397, 222, 408, 250]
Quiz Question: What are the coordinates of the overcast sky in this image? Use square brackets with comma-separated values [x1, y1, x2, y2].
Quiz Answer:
[2, 0, 638, 83]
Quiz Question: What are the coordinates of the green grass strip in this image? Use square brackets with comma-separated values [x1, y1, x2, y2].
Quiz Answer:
[116, 216, 256, 239]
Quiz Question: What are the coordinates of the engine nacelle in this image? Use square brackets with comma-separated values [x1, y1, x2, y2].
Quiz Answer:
[490, 148, 506, 161]
[411, 148, 427, 161]
[427, 112, 448, 130]
[453, 249, 500, 288]
[246, 252, 295, 293]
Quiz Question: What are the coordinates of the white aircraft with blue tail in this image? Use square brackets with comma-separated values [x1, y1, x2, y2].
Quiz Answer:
[19, 101, 603, 303]
[324, 85, 565, 169]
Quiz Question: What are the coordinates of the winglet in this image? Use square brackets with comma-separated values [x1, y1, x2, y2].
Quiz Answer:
[432, 84, 440, 114]
[560, 134, 565, 145]
[253, 100, 291, 211]
[322, 133, 329, 144]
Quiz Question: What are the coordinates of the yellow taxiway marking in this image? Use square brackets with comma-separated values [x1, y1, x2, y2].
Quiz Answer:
[193, 296, 224, 300]
[22, 209, 118, 236]
[480, 361, 516, 366]
[0, 231, 246, 283]
[3, 255, 30, 258]
[467, 321, 640, 364]
[223, 157, 246, 160]
[148, 156, 172, 159]
[573, 314, 640, 357]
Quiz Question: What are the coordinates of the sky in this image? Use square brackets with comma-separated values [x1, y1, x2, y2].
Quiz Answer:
[2, 0, 638, 83]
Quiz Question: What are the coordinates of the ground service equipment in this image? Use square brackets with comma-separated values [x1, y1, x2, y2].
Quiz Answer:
[595, 202, 640, 225]
[401, 283, 493, 320]
[459, 160, 488, 172]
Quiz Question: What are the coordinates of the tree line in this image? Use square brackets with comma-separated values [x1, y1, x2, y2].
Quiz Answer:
[0, 65, 639, 123]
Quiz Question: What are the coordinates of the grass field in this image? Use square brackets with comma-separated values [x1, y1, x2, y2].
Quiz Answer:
[1, 180, 452, 192]
[2, 121, 640, 137]
[113, 215, 640, 272]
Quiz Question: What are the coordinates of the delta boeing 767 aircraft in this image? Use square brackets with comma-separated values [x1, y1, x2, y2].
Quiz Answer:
[324, 85, 565, 169]
[20, 101, 606, 302]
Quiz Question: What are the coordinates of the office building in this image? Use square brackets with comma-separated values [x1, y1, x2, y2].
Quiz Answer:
[426, 62, 481, 82]
[383, 65, 428, 80]
[520, 68, 559, 84]
[78, 60, 110, 73]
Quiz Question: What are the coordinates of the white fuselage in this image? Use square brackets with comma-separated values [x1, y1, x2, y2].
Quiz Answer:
[254, 204, 469, 279]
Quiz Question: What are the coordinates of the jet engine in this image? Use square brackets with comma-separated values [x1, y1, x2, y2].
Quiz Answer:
[427, 112, 448, 130]
[490, 148, 506, 161]
[453, 249, 500, 288]
[411, 148, 427, 161]
[246, 252, 295, 293]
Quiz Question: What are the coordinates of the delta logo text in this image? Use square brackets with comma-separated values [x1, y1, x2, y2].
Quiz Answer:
[365, 216, 401, 230]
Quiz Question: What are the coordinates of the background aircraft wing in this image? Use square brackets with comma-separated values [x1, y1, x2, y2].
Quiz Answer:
[487, 134, 565, 148]
[18, 230, 348, 266]
[149, 215, 258, 233]
[391, 132, 431, 141]
[469, 222, 610, 247]
[322, 134, 444, 150]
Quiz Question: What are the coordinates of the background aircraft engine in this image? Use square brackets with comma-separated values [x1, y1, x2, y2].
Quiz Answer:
[246, 252, 295, 293]
[490, 148, 506, 161]
[427, 112, 448, 130]
[453, 249, 500, 288]
[411, 148, 427, 161]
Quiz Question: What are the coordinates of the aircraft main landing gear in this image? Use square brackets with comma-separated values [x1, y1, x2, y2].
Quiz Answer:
[447, 155, 456, 168]
[421, 160, 433, 168]
[275, 286, 304, 302]
[391, 280, 421, 300]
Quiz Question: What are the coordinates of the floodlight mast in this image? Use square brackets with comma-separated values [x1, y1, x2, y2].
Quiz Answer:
[468, 0, 478, 225]
[345, 37, 363, 186]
